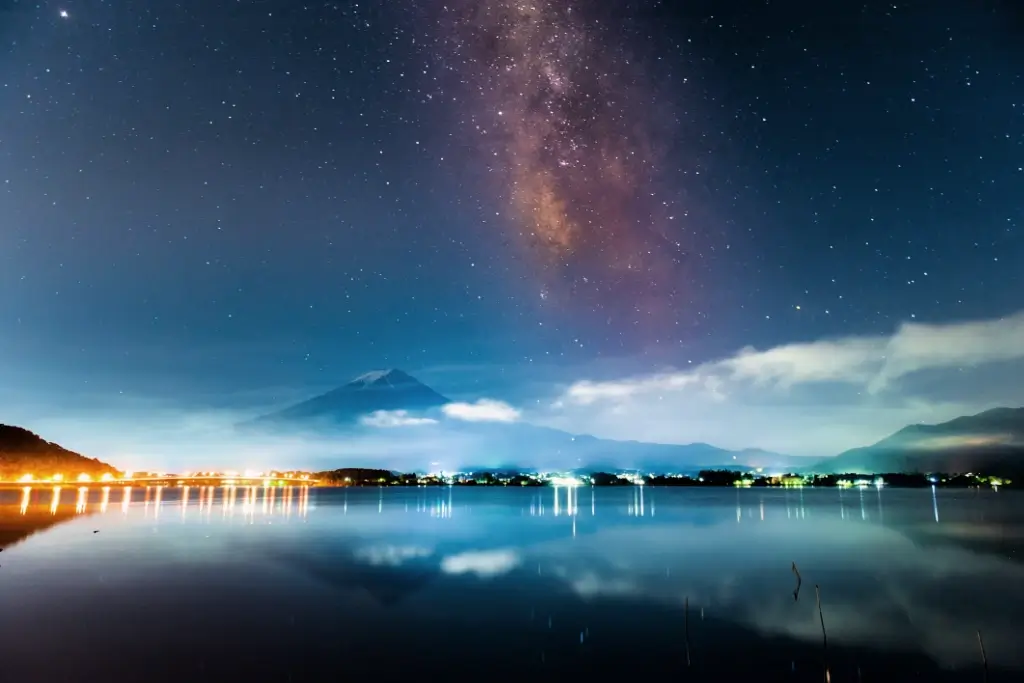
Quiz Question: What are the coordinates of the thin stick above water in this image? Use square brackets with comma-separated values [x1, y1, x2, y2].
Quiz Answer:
[815, 585, 827, 650]
[816, 584, 830, 682]
[792, 561, 802, 601]
[684, 596, 691, 667]
[977, 630, 988, 682]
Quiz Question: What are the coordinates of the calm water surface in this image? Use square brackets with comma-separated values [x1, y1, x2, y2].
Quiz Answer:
[0, 485, 1022, 682]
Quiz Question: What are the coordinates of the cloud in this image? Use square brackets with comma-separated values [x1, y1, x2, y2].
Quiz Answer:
[360, 410, 438, 428]
[868, 312, 1024, 392]
[440, 549, 520, 578]
[354, 544, 433, 566]
[547, 310, 1024, 455]
[567, 311, 1024, 403]
[442, 399, 521, 423]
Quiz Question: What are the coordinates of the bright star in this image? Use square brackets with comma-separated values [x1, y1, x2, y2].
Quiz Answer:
[59, 9, 69, 18]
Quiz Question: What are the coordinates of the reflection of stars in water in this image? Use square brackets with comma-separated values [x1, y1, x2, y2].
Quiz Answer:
[539, 289, 549, 301]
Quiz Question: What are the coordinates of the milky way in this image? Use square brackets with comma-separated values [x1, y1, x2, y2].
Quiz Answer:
[439, 0, 689, 318]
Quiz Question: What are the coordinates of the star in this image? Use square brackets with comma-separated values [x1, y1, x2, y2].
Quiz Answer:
[59, 9, 69, 19]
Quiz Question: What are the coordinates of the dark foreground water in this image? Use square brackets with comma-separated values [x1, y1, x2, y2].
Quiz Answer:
[0, 485, 1022, 682]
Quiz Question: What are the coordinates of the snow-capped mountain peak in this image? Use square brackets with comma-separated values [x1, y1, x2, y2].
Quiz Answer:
[346, 369, 419, 389]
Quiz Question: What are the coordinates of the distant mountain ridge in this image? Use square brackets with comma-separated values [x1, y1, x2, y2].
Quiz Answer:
[819, 407, 1024, 475]
[0, 424, 119, 479]
[245, 369, 800, 472]
[248, 369, 450, 427]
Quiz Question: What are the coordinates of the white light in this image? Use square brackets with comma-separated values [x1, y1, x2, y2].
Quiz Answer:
[551, 476, 579, 488]
[59, 9, 69, 18]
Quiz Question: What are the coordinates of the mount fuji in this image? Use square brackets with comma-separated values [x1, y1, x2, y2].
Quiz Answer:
[249, 369, 449, 426]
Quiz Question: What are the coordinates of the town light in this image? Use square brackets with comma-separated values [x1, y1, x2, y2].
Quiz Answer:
[19, 474, 33, 483]
[77, 473, 92, 483]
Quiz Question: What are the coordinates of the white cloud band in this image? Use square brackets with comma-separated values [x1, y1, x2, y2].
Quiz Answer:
[360, 410, 438, 428]
[442, 399, 521, 423]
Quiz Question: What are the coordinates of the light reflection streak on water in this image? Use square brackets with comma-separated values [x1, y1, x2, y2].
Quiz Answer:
[859, 487, 867, 521]
[8, 484, 319, 528]
[154, 486, 163, 520]
[144, 486, 151, 515]
[627, 485, 646, 517]
[181, 486, 190, 519]
[245, 486, 257, 523]
[932, 485, 940, 523]
[839, 488, 845, 520]
[429, 487, 453, 519]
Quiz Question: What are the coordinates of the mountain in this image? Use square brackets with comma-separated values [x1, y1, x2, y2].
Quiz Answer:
[819, 407, 1024, 475]
[0, 424, 120, 480]
[248, 369, 450, 427]
[244, 369, 799, 472]
[436, 423, 801, 472]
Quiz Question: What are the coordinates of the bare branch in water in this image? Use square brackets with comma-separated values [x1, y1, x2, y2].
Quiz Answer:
[816, 584, 830, 683]
[792, 561, 802, 601]
[977, 630, 988, 682]
[684, 596, 691, 667]
[816, 585, 828, 649]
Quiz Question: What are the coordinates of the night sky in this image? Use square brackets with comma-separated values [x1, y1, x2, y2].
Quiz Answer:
[2, 0, 1022, 466]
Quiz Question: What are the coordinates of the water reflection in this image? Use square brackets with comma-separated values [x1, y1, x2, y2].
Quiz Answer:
[0, 485, 1018, 681]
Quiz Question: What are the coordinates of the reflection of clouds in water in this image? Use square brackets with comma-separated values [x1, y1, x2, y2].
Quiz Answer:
[354, 545, 433, 567]
[529, 520, 1024, 668]
[441, 549, 520, 578]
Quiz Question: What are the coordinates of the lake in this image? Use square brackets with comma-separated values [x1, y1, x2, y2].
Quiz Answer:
[0, 484, 1021, 681]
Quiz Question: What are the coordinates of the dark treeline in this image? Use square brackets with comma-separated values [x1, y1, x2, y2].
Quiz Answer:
[649, 471, 1008, 487]
[313, 468, 545, 487]
[312, 468, 1011, 488]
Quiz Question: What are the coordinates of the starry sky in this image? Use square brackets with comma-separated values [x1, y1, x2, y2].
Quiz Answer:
[1, 0, 1022, 466]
